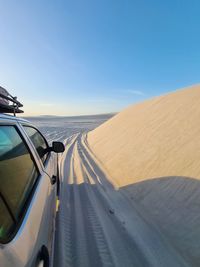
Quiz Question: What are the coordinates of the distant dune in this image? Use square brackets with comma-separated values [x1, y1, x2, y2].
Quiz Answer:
[88, 85, 200, 265]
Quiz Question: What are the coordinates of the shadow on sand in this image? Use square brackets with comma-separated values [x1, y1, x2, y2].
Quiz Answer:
[119, 175, 200, 266]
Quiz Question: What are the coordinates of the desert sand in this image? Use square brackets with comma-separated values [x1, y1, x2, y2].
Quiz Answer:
[54, 85, 200, 267]
[87, 84, 200, 266]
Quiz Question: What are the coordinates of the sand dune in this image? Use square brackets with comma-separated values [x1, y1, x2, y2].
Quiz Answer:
[54, 134, 188, 267]
[88, 85, 200, 186]
[54, 85, 200, 266]
[87, 85, 200, 266]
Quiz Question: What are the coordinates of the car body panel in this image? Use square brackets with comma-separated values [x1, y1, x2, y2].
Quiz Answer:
[0, 115, 58, 267]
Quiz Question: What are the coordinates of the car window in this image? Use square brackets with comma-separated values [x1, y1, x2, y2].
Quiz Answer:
[0, 195, 15, 242]
[23, 126, 49, 164]
[0, 126, 39, 242]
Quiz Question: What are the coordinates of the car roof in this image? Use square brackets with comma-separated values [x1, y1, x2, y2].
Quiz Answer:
[0, 113, 30, 123]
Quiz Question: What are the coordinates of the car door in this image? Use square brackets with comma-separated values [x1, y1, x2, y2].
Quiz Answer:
[0, 120, 54, 267]
[21, 124, 57, 261]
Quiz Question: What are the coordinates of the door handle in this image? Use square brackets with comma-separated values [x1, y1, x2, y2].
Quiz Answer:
[51, 175, 57, 185]
[36, 245, 49, 267]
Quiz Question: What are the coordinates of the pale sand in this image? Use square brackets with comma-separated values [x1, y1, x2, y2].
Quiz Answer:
[54, 85, 200, 266]
[88, 85, 200, 186]
[87, 85, 200, 266]
[55, 134, 188, 267]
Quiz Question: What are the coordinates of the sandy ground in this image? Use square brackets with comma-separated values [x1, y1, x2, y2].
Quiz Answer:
[54, 133, 189, 267]
[26, 114, 113, 143]
[54, 85, 200, 266]
[87, 84, 200, 266]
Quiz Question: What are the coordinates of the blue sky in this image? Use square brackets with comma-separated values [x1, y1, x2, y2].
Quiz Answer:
[0, 0, 199, 116]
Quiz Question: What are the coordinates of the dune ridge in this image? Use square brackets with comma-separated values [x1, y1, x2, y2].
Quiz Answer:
[88, 84, 200, 186]
[87, 84, 200, 266]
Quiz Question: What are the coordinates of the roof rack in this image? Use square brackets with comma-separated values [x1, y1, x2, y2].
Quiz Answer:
[0, 86, 24, 116]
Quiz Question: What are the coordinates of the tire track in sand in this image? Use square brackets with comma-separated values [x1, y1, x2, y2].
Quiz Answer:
[54, 133, 188, 267]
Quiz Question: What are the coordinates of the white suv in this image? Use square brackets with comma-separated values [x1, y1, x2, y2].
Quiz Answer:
[0, 89, 65, 267]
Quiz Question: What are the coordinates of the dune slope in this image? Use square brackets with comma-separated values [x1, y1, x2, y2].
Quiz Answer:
[87, 85, 200, 266]
[54, 134, 188, 267]
[88, 85, 200, 186]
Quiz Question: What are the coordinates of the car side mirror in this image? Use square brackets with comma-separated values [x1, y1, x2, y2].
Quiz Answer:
[51, 141, 65, 153]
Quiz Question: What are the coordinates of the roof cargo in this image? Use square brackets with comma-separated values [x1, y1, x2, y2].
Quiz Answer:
[0, 86, 23, 115]
[0, 86, 9, 105]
